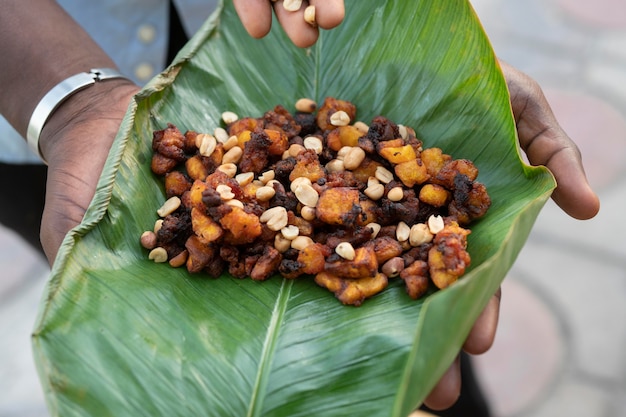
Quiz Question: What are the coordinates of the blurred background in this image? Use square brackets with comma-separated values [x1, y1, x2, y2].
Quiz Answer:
[1, 0, 625, 416]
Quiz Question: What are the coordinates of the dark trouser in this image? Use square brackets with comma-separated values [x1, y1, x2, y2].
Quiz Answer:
[0, 162, 46, 254]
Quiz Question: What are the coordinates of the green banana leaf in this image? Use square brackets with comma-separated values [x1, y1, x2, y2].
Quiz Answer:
[32, 1, 555, 416]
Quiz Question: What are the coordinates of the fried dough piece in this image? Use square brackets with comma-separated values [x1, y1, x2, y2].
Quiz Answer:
[316, 97, 357, 131]
[400, 260, 430, 300]
[250, 246, 283, 281]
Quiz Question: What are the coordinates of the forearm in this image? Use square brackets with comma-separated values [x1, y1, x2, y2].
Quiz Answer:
[0, 0, 117, 138]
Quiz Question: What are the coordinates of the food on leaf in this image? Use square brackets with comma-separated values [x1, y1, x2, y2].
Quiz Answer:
[141, 97, 491, 305]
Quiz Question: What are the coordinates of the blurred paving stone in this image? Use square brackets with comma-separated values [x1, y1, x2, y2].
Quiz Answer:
[588, 64, 626, 102]
[526, 380, 611, 417]
[531, 184, 626, 261]
[554, 0, 626, 29]
[0, 225, 47, 301]
[472, 278, 565, 417]
[0, 246, 49, 416]
[542, 89, 626, 189]
[595, 33, 626, 62]
[512, 238, 626, 382]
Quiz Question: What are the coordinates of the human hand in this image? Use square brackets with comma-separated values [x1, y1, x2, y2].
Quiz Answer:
[422, 61, 601, 410]
[500, 60, 600, 220]
[38, 79, 139, 265]
[233, 0, 345, 48]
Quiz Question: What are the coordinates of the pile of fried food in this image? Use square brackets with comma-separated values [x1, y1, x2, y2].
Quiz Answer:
[141, 97, 491, 306]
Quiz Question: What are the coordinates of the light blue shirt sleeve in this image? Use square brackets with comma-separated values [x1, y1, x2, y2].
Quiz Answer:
[0, 0, 217, 164]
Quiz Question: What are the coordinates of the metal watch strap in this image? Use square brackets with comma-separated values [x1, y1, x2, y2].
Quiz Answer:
[26, 68, 128, 163]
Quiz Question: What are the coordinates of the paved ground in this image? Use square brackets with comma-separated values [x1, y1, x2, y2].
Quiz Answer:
[1, 1, 625, 416]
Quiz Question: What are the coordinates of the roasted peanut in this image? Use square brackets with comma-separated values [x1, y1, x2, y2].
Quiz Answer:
[382, 257, 405, 278]
[148, 247, 168, 263]
[283, 0, 302, 12]
[353, 121, 369, 134]
[260, 206, 289, 231]
[235, 172, 254, 186]
[281, 225, 300, 240]
[222, 135, 240, 151]
[198, 134, 217, 157]
[303, 136, 323, 154]
[296, 98, 317, 113]
[140, 231, 157, 250]
[225, 199, 244, 209]
[396, 221, 410, 242]
[409, 223, 433, 246]
[335, 242, 356, 260]
[294, 182, 319, 207]
[259, 170, 275, 184]
[290, 176, 312, 193]
[428, 215, 445, 234]
[300, 205, 317, 221]
[216, 184, 235, 200]
[291, 235, 314, 251]
[274, 233, 292, 253]
[364, 183, 384, 200]
[216, 163, 237, 177]
[367, 222, 382, 239]
[256, 186, 276, 202]
[330, 110, 351, 126]
[214, 127, 229, 143]
[387, 186, 404, 202]
[375, 166, 394, 184]
[343, 147, 366, 170]
[303, 5, 316, 26]
[157, 196, 181, 217]
[325, 159, 345, 173]
[221, 111, 238, 124]
[222, 146, 243, 165]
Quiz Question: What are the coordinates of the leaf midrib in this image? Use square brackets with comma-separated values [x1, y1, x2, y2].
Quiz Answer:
[246, 278, 294, 417]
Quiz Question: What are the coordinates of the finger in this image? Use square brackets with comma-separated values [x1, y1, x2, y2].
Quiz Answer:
[273, 1, 320, 48]
[309, 0, 345, 29]
[233, 0, 273, 39]
[463, 287, 501, 354]
[422, 355, 461, 410]
[501, 61, 600, 220]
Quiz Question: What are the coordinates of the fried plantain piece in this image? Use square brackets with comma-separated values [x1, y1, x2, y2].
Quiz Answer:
[363, 236, 404, 264]
[314, 271, 388, 306]
[289, 149, 326, 183]
[324, 245, 378, 279]
[191, 207, 223, 243]
[428, 221, 471, 289]
[449, 180, 491, 225]
[325, 125, 364, 151]
[315, 187, 361, 226]
[164, 171, 192, 198]
[185, 234, 217, 273]
[394, 158, 430, 188]
[297, 243, 331, 275]
[218, 205, 263, 245]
